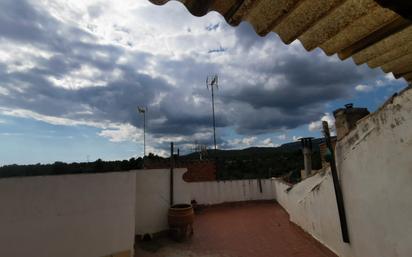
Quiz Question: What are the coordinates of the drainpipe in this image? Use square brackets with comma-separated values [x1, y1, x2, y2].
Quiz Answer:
[300, 137, 313, 179]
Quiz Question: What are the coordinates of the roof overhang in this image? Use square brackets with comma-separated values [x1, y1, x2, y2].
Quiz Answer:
[149, 0, 412, 83]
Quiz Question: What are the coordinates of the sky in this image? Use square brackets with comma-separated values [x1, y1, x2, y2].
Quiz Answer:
[0, 0, 407, 165]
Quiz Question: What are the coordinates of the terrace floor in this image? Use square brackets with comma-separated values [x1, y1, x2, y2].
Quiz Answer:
[135, 201, 337, 257]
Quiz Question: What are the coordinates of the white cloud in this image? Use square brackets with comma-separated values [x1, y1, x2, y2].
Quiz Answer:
[98, 123, 142, 142]
[0, 86, 9, 96]
[259, 138, 278, 147]
[356, 74, 402, 92]
[0, 107, 145, 142]
[226, 136, 257, 148]
[47, 65, 124, 90]
[308, 112, 335, 132]
[242, 136, 257, 145]
[355, 84, 373, 92]
[224, 136, 281, 149]
[0, 44, 53, 73]
[0, 107, 104, 128]
[277, 134, 287, 140]
[292, 136, 302, 142]
[261, 138, 272, 145]
[376, 80, 385, 87]
[385, 73, 396, 81]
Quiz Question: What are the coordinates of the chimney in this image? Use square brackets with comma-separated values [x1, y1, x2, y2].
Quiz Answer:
[300, 137, 313, 179]
[333, 103, 369, 140]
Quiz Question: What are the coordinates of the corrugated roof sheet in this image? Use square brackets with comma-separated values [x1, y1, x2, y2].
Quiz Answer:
[149, 0, 412, 83]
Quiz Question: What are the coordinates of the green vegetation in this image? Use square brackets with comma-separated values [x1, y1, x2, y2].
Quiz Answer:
[181, 143, 323, 183]
[0, 139, 324, 181]
[0, 158, 143, 178]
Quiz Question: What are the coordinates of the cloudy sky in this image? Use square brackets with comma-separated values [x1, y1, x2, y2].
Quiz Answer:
[0, 0, 407, 165]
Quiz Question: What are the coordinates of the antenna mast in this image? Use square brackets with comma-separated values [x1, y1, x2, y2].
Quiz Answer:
[206, 74, 218, 151]
[138, 106, 147, 166]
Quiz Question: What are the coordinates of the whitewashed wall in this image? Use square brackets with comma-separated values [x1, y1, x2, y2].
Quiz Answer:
[135, 168, 184, 235]
[336, 87, 412, 257]
[0, 172, 136, 257]
[135, 168, 278, 235]
[273, 172, 344, 256]
[189, 178, 279, 205]
[274, 87, 412, 257]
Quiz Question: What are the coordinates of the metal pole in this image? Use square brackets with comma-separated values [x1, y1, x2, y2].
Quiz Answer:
[170, 142, 174, 206]
[138, 106, 147, 168]
[323, 121, 350, 243]
[211, 85, 217, 151]
[143, 110, 146, 158]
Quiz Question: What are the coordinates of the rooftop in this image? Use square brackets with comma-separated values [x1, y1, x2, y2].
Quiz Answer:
[135, 201, 337, 257]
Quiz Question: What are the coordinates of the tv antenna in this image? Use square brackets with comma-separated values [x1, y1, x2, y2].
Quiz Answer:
[206, 74, 219, 151]
[137, 106, 147, 162]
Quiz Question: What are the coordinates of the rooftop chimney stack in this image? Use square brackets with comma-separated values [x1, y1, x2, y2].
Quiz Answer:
[300, 137, 314, 179]
[333, 103, 369, 140]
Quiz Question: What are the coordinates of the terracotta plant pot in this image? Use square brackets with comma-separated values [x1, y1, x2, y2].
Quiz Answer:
[168, 204, 194, 241]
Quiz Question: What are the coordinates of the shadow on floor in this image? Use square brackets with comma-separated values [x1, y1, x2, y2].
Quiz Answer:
[135, 201, 337, 257]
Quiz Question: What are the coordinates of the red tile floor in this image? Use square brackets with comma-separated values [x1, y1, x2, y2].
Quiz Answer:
[135, 201, 338, 257]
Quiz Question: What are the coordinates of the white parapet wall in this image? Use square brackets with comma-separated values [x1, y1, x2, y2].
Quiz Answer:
[189, 178, 279, 205]
[274, 87, 412, 257]
[135, 168, 279, 235]
[0, 172, 136, 257]
[273, 171, 344, 256]
[336, 87, 412, 257]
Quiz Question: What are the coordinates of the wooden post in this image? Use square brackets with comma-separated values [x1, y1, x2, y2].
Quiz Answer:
[323, 121, 350, 243]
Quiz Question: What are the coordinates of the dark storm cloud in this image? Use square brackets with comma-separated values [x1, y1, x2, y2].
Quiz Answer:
[0, 0, 394, 151]
[0, 0, 226, 144]
[224, 52, 379, 110]
[214, 22, 383, 134]
[0, 0, 51, 42]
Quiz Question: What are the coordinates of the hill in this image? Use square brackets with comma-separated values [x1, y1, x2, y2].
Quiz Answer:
[180, 138, 326, 181]
[0, 138, 328, 181]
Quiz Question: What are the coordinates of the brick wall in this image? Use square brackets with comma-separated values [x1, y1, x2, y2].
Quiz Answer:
[144, 160, 216, 182]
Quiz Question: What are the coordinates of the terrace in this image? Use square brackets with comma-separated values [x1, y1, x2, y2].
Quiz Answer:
[135, 201, 337, 257]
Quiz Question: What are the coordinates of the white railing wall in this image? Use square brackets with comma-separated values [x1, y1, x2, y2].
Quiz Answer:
[135, 168, 278, 235]
[0, 172, 136, 257]
[273, 88, 412, 257]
